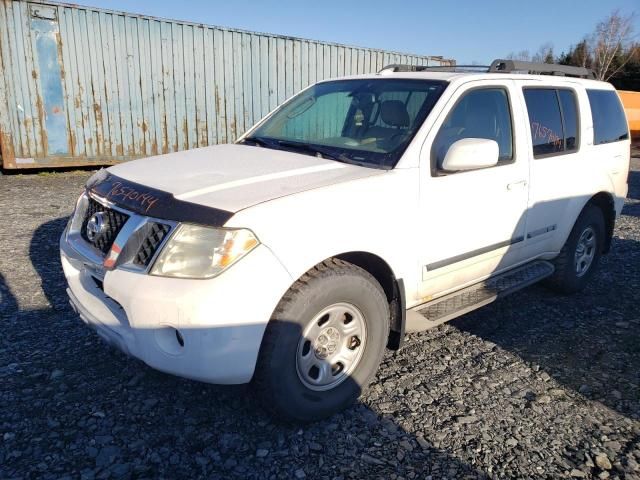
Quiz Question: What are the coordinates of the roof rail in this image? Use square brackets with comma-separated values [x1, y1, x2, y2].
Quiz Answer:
[489, 59, 595, 79]
[378, 64, 487, 74]
[378, 59, 596, 79]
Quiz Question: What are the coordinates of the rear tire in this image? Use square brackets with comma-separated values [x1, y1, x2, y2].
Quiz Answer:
[545, 204, 605, 294]
[253, 258, 389, 422]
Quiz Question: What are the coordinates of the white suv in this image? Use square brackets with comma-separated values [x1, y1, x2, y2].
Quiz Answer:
[60, 60, 630, 422]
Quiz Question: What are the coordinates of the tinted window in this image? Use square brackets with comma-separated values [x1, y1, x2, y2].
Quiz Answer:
[432, 88, 513, 169]
[587, 89, 629, 145]
[523, 89, 564, 156]
[558, 90, 579, 151]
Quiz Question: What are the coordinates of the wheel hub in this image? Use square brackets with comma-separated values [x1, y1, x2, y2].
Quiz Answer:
[314, 327, 341, 359]
[575, 226, 596, 277]
[296, 302, 367, 391]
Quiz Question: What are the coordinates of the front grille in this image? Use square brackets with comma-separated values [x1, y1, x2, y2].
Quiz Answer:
[133, 222, 171, 267]
[81, 198, 130, 254]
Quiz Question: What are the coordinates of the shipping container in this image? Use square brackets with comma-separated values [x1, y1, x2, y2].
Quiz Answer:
[0, 0, 454, 169]
[619, 90, 640, 137]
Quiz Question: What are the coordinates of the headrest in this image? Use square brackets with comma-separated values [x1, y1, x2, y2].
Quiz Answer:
[380, 100, 410, 128]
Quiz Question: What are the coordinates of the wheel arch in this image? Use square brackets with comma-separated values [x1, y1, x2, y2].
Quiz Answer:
[585, 191, 616, 253]
[334, 251, 406, 350]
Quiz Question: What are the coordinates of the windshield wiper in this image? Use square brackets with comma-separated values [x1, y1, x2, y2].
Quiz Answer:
[275, 140, 387, 169]
[241, 136, 338, 160]
[243, 137, 387, 169]
[241, 136, 278, 148]
[274, 140, 344, 161]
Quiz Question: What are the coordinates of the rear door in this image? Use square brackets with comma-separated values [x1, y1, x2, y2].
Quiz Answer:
[520, 83, 630, 258]
[518, 83, 584, 256]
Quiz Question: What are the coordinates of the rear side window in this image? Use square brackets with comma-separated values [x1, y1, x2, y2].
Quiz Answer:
[559, 90, 579, 151]
[586, 89, 629, 145]
[523, 88, 579, 157]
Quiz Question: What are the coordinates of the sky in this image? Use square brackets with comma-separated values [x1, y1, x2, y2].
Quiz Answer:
[69, 0, 639, 65]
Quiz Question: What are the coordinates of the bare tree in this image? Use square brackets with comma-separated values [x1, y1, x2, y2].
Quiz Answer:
[590, 10, 637, 80]
[505, 43, 554, 63]
[506, 50, 531, 61]
[532, 43, 554, 63]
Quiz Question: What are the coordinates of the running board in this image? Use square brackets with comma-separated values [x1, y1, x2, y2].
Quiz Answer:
[407, 260, 555, 332]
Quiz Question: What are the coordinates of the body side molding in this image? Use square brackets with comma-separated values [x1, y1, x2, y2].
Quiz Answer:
[425, 236, 525, 272]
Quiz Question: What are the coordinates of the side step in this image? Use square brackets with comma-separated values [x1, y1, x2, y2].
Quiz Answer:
[406, 260, 555, 332]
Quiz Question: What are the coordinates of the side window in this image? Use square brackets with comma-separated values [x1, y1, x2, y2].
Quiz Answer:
[558, 90, 579, 152]
[586, 89, 629, 145]
[432, 88, 514, 171]
[523, 89, 564, 157]
[523, 88, 581, 158]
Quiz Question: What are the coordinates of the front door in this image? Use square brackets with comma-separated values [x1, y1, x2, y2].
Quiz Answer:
[417, 80, 530, 301]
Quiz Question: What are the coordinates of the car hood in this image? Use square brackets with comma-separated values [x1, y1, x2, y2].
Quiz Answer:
[107, 144, 384, 213]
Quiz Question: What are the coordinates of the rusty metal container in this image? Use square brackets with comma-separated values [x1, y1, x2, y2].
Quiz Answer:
[0, 0, 454, 169]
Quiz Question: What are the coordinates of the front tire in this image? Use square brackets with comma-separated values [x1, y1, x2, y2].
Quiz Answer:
[546, 204, 605, 294]
[253, 258, 389, 422]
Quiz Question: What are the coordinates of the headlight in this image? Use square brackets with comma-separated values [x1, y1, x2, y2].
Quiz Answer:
[150, 224, 259, 279]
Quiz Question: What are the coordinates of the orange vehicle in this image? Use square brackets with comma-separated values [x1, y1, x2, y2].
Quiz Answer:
[619, 90, 640, 137]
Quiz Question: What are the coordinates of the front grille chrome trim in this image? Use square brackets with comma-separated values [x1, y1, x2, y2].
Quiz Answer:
[81, 197, 130, 254]
[66, 192, 176, 276]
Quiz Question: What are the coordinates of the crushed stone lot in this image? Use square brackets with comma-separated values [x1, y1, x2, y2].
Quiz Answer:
[1, 158, 639, 480]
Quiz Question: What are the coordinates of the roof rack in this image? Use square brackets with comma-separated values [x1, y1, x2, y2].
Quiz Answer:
[378, 64, 487, 74]
[378, 59, 595, 79]
[488, 59, 594, 79]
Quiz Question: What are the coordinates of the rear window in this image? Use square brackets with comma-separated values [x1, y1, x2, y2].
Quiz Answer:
[586, 89, 629, 145]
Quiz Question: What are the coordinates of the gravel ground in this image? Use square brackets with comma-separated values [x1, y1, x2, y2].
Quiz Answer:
[1, 157, 639, 479]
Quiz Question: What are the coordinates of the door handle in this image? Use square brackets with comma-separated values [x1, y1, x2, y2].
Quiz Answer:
[507, 180, 527, 190]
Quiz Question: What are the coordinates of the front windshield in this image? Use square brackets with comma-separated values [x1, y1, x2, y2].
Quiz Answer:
[243, 78, 447, 169]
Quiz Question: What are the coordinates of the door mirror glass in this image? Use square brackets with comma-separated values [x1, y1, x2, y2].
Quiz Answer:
[441, 138, 499, 172]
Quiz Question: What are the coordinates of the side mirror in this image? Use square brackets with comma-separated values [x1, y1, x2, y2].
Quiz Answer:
[441, 138, 499, 172]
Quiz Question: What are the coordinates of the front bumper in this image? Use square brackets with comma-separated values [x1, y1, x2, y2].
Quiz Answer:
[60, 230, 293, 384]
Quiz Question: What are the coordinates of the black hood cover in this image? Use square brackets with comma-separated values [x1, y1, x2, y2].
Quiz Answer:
[86, 169, 234, 227]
